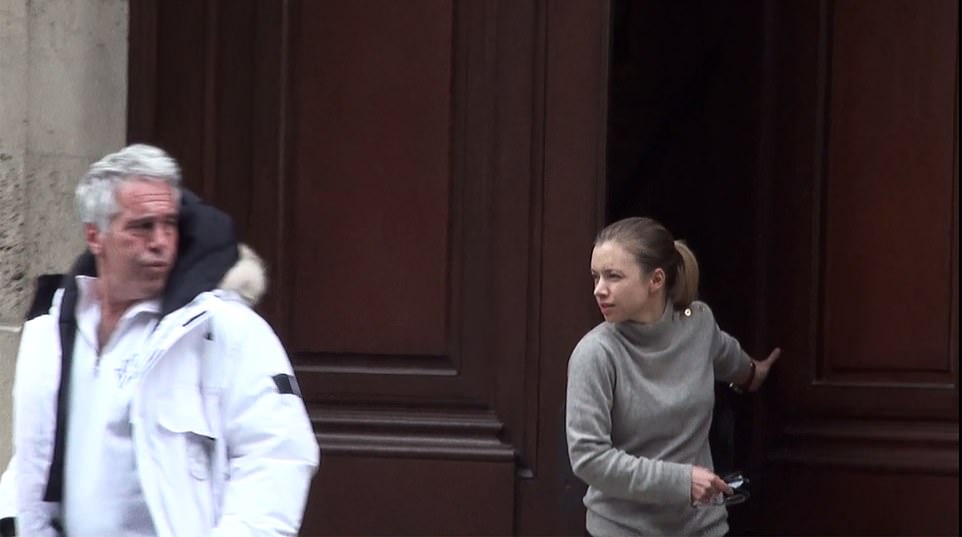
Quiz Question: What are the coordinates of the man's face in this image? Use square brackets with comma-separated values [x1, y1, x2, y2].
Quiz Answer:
[86, 179, 179, 305]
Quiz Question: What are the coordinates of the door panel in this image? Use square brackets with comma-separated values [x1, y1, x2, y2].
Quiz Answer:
[822, 0, 956, 378]
[290, 0, 452, 357]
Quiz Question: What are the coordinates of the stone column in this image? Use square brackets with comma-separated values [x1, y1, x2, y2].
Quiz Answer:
[0, 0, 128, 465]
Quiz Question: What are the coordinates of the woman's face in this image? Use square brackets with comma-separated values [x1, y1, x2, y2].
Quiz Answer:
[590, 240, 665, 324]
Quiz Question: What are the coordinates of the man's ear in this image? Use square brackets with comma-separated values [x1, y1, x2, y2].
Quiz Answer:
[649, 267, 666, 292]
[84, 223, 104, 255]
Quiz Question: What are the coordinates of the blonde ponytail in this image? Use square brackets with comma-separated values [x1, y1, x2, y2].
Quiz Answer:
[672, 240, 699, 307]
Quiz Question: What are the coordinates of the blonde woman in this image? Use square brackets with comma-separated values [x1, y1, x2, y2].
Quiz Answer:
[566, 217, 780, 536]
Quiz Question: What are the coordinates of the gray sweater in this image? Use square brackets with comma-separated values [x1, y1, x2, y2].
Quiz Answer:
[566, 300, 752, 537]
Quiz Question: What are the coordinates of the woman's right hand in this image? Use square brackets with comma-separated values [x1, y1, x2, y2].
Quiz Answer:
[691, 465, 732, 505]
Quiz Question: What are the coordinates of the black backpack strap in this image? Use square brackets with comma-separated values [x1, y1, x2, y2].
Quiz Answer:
[42, 262, 90, 503]
[26, 274, 65, 321]
[41, 302, 75, 503]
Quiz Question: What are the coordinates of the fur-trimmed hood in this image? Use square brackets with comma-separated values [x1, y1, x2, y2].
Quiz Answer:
[218, 243, 268, 306]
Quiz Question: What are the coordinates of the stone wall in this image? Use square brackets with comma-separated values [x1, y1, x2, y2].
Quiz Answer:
[0, 0, 128, 466]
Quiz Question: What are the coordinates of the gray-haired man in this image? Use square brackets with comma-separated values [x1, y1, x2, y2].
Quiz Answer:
[13, 144, 319, 537]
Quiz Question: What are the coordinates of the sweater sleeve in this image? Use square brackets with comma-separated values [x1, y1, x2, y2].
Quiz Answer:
[703, 304, 752, 383]
[565, 334, 691, 506]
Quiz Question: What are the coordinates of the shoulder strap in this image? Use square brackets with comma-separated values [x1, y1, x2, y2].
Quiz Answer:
[26, 274, 65, 321]
[43, 272, 81, 503]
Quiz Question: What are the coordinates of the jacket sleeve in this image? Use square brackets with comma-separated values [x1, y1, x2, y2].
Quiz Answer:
[210, 308, 320, 537]
[1, 455, 18, 529]
[565, 335, 691, 506]
[12, 316, 62, 537]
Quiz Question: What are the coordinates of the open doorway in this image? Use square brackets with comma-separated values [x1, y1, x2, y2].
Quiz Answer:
[605, 1, 767, 532]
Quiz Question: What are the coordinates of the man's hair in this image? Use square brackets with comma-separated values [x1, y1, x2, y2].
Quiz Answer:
[76, 144, 182, 231]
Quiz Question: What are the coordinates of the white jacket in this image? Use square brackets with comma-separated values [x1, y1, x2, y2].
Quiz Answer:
[13, 288, 319, 537]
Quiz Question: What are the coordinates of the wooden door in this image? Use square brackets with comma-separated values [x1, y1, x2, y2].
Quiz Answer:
[752, 1, 959, 534]
[127, 0, 609, 534]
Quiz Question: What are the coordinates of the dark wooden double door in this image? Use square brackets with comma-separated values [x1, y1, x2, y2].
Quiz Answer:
[129, 0, 957, 534]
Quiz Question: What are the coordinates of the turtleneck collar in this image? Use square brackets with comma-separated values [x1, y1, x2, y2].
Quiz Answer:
[611, 299, 677, 347]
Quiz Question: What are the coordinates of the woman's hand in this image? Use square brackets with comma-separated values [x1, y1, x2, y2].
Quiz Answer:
[749, 347, 782, 392]
[691, 465, 732, 506]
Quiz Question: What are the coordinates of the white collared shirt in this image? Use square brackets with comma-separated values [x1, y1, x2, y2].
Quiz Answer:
[63, 276, 160, 537]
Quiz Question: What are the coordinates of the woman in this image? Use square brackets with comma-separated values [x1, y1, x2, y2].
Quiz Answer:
[566, 217, 780, 536]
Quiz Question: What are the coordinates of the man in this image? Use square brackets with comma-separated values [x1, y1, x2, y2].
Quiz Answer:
[13, 144, 319, 536]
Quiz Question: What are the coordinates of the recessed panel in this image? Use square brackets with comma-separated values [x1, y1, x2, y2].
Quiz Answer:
[290, 0, 454, 356]
[822, 0, 956, 374]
